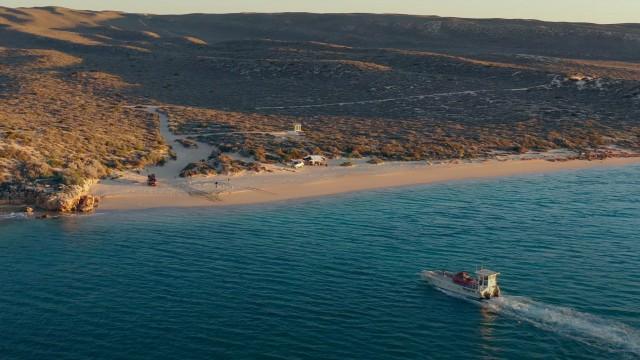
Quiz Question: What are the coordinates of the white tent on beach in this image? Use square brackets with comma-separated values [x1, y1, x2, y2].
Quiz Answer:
[303, 155, 326, 166]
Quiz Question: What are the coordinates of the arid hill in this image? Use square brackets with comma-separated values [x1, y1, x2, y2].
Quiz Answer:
[3, 7, 640, 58]
[1, 7, 639, 209]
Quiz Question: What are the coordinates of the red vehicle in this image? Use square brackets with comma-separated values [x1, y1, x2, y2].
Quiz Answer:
[147, 174, 158, 187]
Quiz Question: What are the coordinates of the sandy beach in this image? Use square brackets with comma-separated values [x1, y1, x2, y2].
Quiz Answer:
[86, 106, 640, 211]
[92, 156, 640, 211]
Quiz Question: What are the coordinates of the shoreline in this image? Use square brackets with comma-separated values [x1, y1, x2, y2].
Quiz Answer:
[92, 156, 640, 211]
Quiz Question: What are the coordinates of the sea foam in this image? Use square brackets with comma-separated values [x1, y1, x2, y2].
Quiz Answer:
[486, 296, 640, 356]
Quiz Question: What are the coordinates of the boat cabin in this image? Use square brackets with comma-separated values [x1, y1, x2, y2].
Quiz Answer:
[475, 269, 499, 289]
[421, 267, 501, 300]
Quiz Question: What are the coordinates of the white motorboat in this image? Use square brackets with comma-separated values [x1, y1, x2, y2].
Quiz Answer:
[422, 268, 501, 300]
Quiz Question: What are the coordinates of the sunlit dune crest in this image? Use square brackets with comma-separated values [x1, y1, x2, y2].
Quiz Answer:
[0, 6, 122, 45]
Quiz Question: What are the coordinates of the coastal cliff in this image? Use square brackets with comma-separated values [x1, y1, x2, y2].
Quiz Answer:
[0, 179, 99, 213]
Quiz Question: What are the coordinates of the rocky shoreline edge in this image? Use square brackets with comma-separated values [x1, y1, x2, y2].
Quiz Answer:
[0, 179, 100, 216]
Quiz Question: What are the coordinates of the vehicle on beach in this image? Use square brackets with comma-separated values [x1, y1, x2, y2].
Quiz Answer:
[422, 268, 501, 300]
[303, 155, 327, 166]
[147, 174, 158, 187]
[291, 159, 305, 169]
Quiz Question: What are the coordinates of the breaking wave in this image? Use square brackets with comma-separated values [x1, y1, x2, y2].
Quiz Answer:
[485, 296, 640, 356]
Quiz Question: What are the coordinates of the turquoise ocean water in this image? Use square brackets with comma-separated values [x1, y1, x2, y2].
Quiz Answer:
[2, 164, 640, 359]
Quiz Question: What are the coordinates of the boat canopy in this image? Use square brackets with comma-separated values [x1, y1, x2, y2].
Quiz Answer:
[475, 269, 499, 277]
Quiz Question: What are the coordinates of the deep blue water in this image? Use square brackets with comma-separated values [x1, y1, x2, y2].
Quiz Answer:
[2, 165, 640, 359]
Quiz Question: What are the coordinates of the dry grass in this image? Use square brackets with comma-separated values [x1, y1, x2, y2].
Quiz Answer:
[164, 105, 638, 166]
[0, 48, 166, 184]
[1, 7, 639, 185]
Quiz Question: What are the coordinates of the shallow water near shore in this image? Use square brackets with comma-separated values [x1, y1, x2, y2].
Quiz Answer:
[2, 164, 640, 359]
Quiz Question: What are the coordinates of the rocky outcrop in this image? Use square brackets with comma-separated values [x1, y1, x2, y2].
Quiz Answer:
[76, 194, 99, 213]
[34, 179, 99, 212]
[0, 183, 49, 204]
[0, 179, 99, 213]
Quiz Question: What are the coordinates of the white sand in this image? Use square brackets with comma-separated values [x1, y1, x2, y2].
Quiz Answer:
[137, 106, 216, 180]
[93, 156, 640, 211]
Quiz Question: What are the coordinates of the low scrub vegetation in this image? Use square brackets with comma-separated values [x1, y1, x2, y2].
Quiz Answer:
[164, 105, 640, 167]
[0, 49, 168, 186]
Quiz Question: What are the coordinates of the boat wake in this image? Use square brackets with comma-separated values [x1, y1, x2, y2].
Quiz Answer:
[485, 296, 640, 356]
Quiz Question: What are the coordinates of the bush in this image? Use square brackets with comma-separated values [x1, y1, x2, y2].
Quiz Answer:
[106, 159, 124, 170]
[46, 158, 65, 168]
[61, 170, 85, 186]
[18, 161, 53, 181]
[340, 161, 354, 167]
[347, 151, 362, 158]
[249, 146, 267, 162]
[218, 144, 235, 152]
[515, 145, 529, 154]
[179, 161, 217, 177]
[82, 160, 107, 179]
[217, 155, 233, 164]
[288, 148, 305, 160]
[246, 162, 266, 172]
[367, 157, 384, 165]
[145, 150, 170, 166]
[175, 138, 198, 148]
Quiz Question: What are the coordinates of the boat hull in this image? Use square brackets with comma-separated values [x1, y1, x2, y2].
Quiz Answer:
[422, 270, 499, 301]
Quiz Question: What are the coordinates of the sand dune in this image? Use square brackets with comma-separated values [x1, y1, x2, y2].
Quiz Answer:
[0, 6, 122, 45]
